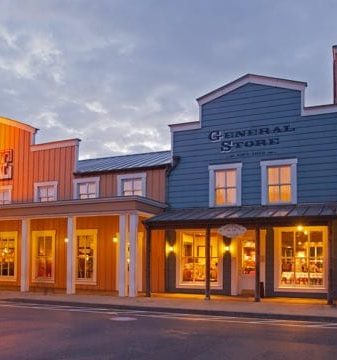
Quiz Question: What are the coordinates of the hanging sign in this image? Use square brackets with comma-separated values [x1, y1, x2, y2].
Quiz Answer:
[218, 224, 247, 238]
[0, 149, 13, 180]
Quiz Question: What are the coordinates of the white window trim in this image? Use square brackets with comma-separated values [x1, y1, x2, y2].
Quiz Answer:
[274, 226, 328, 293]
[34, 181, 58, 202]
[0, 185, 12, 204]
[260, 159, 297, 205]
[117, 173, 147, 197]
[32, 230, 56, 283]
[75, 229, 98, 285]
[73, 177, 100, 199]
[0, 231, 17, 281]
[208, 163, 242, 207]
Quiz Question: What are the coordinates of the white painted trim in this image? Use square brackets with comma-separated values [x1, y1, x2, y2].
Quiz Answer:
[0, 185, 12, 205]
[75, 228, 97, 285]
[31, 139, 80, 152]
[118, 214, 127, 296]
[73, 177, 100, 199]
[0, 231, 18, 281]
[302, 105, 337, 116]
[273, 226, 328, 293]
[128, 213, 138, 297]
[208, 163, 242, 207]
[31, 230, 56, 283]
[66, 216, 76, 294]
[260, 158, 297, 205]
[20, 220, 30, 291]
[197, 74, 307, 106]
[117, 173, 146, 197]
[169, 121, 201, 133]
[0, 116, 37, 133]
[34, 181, 58, 202]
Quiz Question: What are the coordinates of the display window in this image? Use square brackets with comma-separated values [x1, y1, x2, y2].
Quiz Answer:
[0, 232, 17, 279]
[242, 238, 256, 275]
[276, 226, 327, 290]
[32, 231, 55, 282]
[76, 229, 97, 284]
[177, 230, 222, 288]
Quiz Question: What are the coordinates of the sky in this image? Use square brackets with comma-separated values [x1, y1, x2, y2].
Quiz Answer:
[0, 0, 337, 159]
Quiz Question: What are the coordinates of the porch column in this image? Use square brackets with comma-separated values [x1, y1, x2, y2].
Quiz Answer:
[66, 216, 76, 295]
[118, 214, 128, 296]
[145, 225, 152, 297]
[20, 218, 30, 292]
[205, 226, 211, 300]
[327, 221, 334, 305]
[129, 213, 139, 297]
[254, 226, 261, 302]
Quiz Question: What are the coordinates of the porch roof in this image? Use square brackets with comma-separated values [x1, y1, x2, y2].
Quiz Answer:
[144, 203, 337, 229]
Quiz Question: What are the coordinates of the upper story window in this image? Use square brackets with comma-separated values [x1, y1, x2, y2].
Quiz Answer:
[261, 159, 297, 205]
[34, 181, 58, 202]
[117, 173, 146, 197]
[0, 185, 12, 205]
[209, 163, 242, 207]
[73, 177, 100, 199]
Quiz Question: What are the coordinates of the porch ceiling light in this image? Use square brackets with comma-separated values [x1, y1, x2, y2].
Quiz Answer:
[297, 225, 304, 232]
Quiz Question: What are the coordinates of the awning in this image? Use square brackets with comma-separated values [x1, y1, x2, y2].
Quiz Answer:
[144, 203, 337, 229]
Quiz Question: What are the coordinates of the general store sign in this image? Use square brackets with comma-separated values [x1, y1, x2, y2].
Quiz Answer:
[208, 124, 295, 153]
[218, 224, 247, 238]
[0, 149, 13, 180]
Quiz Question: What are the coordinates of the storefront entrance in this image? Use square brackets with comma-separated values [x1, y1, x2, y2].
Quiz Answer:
[236, 230, 256, 295]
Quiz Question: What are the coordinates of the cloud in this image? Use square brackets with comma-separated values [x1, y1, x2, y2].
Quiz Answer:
[84, 101, 108, 114]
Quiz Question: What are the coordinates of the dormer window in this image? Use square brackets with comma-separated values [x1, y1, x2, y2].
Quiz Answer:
[117, 173, 146, 197]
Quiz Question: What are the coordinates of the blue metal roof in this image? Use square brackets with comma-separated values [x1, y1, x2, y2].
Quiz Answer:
[77, 150, 171, 173]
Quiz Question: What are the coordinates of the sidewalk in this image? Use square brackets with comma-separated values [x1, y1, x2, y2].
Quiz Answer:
[0, 290, 336, 322]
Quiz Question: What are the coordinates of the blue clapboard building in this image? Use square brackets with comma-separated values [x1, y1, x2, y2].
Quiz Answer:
[146, 46, 337, 301]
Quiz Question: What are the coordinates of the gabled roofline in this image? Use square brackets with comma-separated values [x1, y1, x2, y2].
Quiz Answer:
[196, 74, 307, 106]
[0, 116, 38, 134]
[31, 138, 81, 152]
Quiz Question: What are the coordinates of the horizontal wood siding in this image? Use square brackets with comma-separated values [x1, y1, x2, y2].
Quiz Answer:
[30, 218, 67, 290]
[169, 84, 337, 208]
[76, 216, 118, 292]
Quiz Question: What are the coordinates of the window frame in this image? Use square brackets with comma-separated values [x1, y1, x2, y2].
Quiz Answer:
[260, 159, 297, 205]
[209, 163, 242, 207]
[274, 226, 328, 293]
[0, 185, 12, 205]
[75, 229, 98, 285]
[117, 173, 146, 197]
[73, 177, 100, 200]
[34, 181, 58, 202]
[0, 231, 17, 281]
[32, 230, 56, 283]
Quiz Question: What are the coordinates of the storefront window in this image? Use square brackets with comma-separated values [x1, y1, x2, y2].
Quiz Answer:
[280, 228, 325, 288]
[77, 230, 97, 283]
[179, 230, 220, 286]
[33, 231, 55, 281]
[0, 232, 16, 278]
[242, 239, 255, 274]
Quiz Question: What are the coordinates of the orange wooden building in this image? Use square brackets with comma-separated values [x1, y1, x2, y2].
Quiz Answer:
[0, 116, 170, 296]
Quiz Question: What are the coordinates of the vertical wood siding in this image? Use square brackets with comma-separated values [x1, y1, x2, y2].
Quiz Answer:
[169, 84, 337, 208]
[30, 218, 67, 290]
[76, 216, 118, 292]
[0, 122, 77, 203]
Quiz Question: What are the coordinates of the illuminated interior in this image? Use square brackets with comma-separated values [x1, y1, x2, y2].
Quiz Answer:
[267, 165, 291, 203]
[215, 169, 237, 205]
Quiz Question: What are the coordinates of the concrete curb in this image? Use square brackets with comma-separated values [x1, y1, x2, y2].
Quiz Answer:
[3, 297, 337, 323]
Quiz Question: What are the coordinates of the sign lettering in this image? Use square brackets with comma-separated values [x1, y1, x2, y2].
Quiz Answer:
[0, 149, 13, 180]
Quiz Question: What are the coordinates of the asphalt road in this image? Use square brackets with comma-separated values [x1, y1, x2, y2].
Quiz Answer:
[1, 302, 337, 360]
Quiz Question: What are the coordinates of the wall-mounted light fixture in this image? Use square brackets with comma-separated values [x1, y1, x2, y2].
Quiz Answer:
[166, 242, 175, 256]
[223, 245, 230, 253]
[297, 225, 304, 232]
[64, 238, 69, 243]
[112, 236, 118, 243]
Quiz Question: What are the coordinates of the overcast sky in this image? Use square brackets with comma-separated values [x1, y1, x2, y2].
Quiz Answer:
[1, 1, 337, 159]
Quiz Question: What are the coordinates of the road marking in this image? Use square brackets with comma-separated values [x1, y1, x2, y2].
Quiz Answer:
[1, 301, 336, 329]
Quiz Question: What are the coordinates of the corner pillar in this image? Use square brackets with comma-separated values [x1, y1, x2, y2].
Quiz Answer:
[20, 218, 30, 292]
